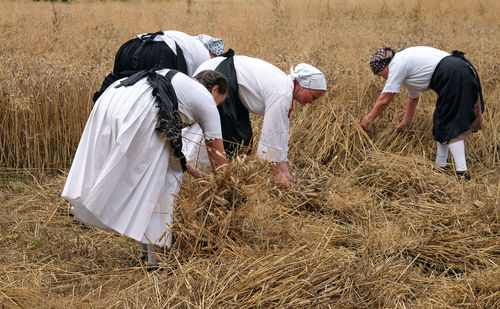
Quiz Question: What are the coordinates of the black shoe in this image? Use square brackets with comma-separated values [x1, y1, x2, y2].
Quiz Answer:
[456, 171, 471, 181]
[146, 264, 164, 273]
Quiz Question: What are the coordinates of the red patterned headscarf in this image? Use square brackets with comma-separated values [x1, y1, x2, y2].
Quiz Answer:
[369, 46, 396, 74]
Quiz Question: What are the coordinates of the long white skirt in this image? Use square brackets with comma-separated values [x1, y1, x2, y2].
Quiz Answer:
[62, 81, 183, 246]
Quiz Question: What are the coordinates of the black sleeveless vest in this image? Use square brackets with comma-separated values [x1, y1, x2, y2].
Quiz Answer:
[215, 50, 253, 158]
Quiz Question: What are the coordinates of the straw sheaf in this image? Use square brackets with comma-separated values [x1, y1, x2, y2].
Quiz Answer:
[352, 151, 458, 202]
[174, 156, 272, 255]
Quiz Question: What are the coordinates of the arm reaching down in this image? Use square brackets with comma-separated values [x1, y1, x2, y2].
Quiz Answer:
[395, 96, 419, 131]
[206, 138, 227, 172]
[361, 92, 396, 131]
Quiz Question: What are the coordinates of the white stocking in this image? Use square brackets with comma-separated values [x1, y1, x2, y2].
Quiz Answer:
[435, 142, 449, 168]
[448, 140, 467, 172]
[146, 244, 159, 265]
[138, 242, 147, 260]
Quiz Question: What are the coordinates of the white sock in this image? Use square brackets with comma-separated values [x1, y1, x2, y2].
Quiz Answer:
[435, 142, 449, 168]
[448, 140, 467, 172]
[146, 244, 159, 265]
[138, 242, 147, 260]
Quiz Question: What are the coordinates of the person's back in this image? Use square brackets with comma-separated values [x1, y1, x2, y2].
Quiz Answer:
[231, 56, 292, 115]
[384, 46, 449, 98]
[163, 30, 212, 76]
[93, 31, 224, 102]
[196, 55, 293, 115]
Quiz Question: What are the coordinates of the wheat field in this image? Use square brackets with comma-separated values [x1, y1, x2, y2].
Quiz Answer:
[1, 0, 499, 308]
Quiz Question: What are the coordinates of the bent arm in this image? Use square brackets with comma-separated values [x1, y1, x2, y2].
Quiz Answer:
[258, 94, 294, 188]
[205, 138, 227, 172]
[396, 96, 419, 131]
[361, 92, 396, 131]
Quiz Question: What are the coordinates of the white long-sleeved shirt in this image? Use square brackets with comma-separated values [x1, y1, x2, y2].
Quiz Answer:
[194, 55, 294, 162]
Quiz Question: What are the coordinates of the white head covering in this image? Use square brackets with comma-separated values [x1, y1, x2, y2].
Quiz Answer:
[289, 63, 327, 91]
[196, 34, 225, 56]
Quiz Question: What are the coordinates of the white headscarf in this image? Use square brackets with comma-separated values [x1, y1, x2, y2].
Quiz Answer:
[196, 34, 225, 56]
[289, 63, 327, 90]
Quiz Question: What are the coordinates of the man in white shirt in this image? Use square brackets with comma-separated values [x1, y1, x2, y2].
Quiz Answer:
[361, 46, 484, 180]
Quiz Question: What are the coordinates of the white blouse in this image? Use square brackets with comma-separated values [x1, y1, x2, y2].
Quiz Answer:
[194, 55, 294, 162]
[158, 69, 222, 140]
[136, 30, 211, 77]
[382, 46, 449, 99]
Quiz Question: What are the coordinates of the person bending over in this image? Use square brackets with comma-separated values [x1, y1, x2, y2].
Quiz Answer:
[361, 46, 484, 180]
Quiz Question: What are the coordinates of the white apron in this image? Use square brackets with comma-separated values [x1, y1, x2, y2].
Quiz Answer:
[62, 78, 183, 246]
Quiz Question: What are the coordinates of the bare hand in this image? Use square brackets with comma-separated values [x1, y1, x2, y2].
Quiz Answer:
[361, 117, 371, 132]
[395, 121, 408, 132]
[271, 162, 294, 189]
[273, 173, 294, 189]
[186, 162, 210, 180]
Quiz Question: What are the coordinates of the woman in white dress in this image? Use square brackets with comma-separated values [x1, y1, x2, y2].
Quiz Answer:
[361, 46, 484, 180]
[62, 69, 228, 265]
[184, 54, 327, 188]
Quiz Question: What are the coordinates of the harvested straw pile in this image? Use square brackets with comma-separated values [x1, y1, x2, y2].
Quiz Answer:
[174, 156, 272, 254]
[350, 152, 499, 274]
[352, 151, 458, 202]
[2, 155, 498, 307]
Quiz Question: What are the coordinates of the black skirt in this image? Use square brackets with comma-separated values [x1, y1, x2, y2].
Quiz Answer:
[429, 51, 484, 144]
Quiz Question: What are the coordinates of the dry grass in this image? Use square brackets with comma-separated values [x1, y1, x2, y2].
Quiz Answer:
[1, 0, 499, 308]
[1, 157, 498, 307]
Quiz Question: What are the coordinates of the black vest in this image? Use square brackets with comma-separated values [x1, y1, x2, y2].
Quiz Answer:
[215, 50, 253, 158]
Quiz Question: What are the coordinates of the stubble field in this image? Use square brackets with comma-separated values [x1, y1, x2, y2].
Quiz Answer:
[1, 0, 499, 307]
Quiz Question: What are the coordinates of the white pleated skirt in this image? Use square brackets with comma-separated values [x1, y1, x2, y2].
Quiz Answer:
[62, 80, 183, 246]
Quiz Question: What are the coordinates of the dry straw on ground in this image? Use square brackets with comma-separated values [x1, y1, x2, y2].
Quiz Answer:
[1, 0, 499, 308]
